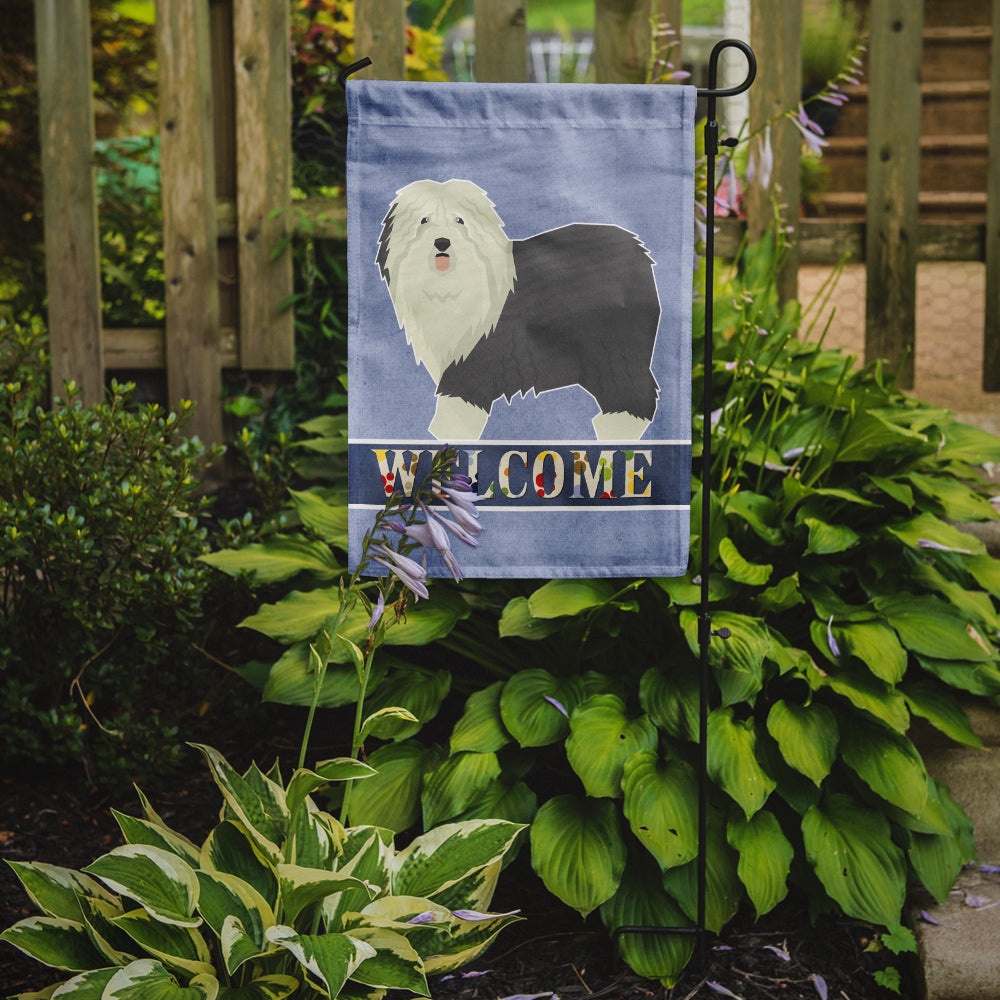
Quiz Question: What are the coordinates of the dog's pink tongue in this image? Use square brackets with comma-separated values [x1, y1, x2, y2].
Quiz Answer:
[435, 256, 450, 272]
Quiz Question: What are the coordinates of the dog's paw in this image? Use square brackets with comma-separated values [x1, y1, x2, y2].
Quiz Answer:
[429, 395, 490, 441]
[592, 411, 651, 441]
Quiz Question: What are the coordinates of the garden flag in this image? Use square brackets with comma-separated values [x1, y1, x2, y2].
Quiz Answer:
[347, 80, 696, 577]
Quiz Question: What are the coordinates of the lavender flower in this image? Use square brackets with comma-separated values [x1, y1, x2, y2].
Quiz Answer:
[371, 544, 429, 600]
[827, 615, 841, 658]
[367, 591, 385, 631]
[747, 124, 774, 190]
[791, 104, 829, 156]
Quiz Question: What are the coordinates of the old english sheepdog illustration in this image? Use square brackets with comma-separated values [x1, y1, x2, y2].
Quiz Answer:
[376, 178, 661, 441]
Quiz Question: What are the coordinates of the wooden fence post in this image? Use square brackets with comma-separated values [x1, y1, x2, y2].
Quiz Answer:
[233, 0, 294, 369]
[594, 0, 651, 84]
[746, 0, 801, 306]
[983, 0, 1000, 390]
[474, 0, 527, 82]
[865, 0, 923, 389]
[34, 0, 104, 405]
[354, 0, 407, 80]
[157, 0, 223, 445]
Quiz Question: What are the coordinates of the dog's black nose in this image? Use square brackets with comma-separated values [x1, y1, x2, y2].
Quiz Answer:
[434, 238, 451, 252]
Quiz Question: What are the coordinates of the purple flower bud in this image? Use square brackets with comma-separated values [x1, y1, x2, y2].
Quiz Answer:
[812, 974, 828, 1000]
[827, 616, 841, 658]
[544, 695, 569, 718]
[367, 591, 385, 631]
[407, 911, 437, 925]
[917, 539, 972, 554]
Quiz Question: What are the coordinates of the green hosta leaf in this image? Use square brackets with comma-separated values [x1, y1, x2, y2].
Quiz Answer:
[916, 655, 1000, 697]
[288, 488, 349, 547]
[661, 810, 741, 933]
[103, 959, 218, 999]
[83, 846, 200, 928]
[112, 812, 201, 868]
[901, 680, 982, 748]
[347, 740, 442, 832]
[802, 793, 906, 926]
[277, 865, 374, 925]
[874, 594, 995, 662]
[909, 820, 966, 906]
[835, 621, 907, 684]
[621, 751, 698, 871]
[0, 916, 107, 971]
[453, 779, 538, 827]
[835, 410, 927, 463]
[5, 862, 118, 922]
[190, 746, 287, 862]
[839, 719, 929, 816]
[527, 579, 616, 618]
[285, 759, 376, 823]
[216, 975, 299, 1000]
[765, 700, 838, 786]
[497, 597, 564, 639]
[261, 643, 387, 709]
[907, 473, 998, 521]
[362, 667, 451, 740]
[265, 926, 375, 998]
[935, 421, 1000, 464]
[866, 474, 914, 509]
[727, 811, 793, 917]
[111, 909, 214, 977]
[200, 822, 278, 910]
[655, 572, 737, 606]
[195, 871, 273, 974]
[680, 610, 770, 706]
[724, 490, 784, 545]
[421, 751, 502, 828]
[565, 695, 658, 798]
[707, 708, 776, 819]
[599, 853, 694, 987]
[639, 664, 699, 742]
[803, 517, 859, 556]
[718, 537, 772, 586]
[886, 512, 985, 556]
[809, 661, 910, 732]
[530, 795, 626, 917]
[499, 670, 584, 747]
[393, 819, 524, 900]
[967, 553, 1000, 597]
[450, 682, 511, 754]
[755, 573, 804, 614]
[200, 535, 341, 584]
[911, 562, 1000, 632]
[346, 926, 428, 994]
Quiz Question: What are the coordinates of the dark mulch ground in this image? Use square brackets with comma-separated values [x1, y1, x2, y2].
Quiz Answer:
[1, 741, 915, 1000]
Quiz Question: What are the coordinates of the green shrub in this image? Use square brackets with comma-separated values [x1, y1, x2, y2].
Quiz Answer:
[1, 743, 524, 997]
[211, 233, 1000, 984]
[0, 317, 220, 783]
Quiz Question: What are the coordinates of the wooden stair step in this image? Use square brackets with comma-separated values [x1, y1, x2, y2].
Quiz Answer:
[815, 190, 987, 222]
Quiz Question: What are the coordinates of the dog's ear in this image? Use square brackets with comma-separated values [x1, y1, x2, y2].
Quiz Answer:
[376, 204, 395, 283]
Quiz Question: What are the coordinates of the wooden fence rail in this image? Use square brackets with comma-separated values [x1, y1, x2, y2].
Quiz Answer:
[32, 0, 1000, 445]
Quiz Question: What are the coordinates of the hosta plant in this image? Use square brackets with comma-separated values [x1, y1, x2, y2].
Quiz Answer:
[1, 743, 523, 999]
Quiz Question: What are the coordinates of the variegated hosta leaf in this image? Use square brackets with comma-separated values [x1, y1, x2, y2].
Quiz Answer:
[195, 871, 274, 974]
[4, 861, 118, 922]
[347, 740, 443, 833]
[838, 718, 929, 817]
[276, 864, 375, 925]
[661, 810, 742, 934]
[706, 707, 776, 818]
[765, 700, 838, 786]
[802, 793, 906, 926]
[344, 926, 429, 995]
[599, 853, 694, 987]
[110, 908, 214, 979]
[421, 906, 523, 975]
[424, 859, 501, 916]
[323, 829, 393, 931]
[621, 751, 699, 871]
[727, 810, 793, 917]
[102, 958, 218, 999]
[77, 894, 136, 966]
[200, 822, 278, 910]
[288, 802, 343, 870]
[285, 760, 376, 823]
[565, 695, 658, 798]
[0, 916, 107, 971]
[499, 669, 585, 747]
[112, 811, 202, 868]
[529, 795, 626, 917]
[83, 845, 200, 928]
[421, 751, 502, 829]
[450, 682, 511, 754]
[213, 974, 299, 999]
[391, 820, 524, 901]
[44, 966, 118, 997]
[265, 925, 375, 998]
[191, 746, 288, 863]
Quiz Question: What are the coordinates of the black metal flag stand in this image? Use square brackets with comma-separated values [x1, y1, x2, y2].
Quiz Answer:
[340, 38, 758, 974]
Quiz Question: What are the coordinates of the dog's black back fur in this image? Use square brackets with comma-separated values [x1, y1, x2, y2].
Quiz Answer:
[435, 223, 660, 420]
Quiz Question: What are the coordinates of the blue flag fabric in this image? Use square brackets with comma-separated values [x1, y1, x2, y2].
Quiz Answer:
[347, 80, 696, 578]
